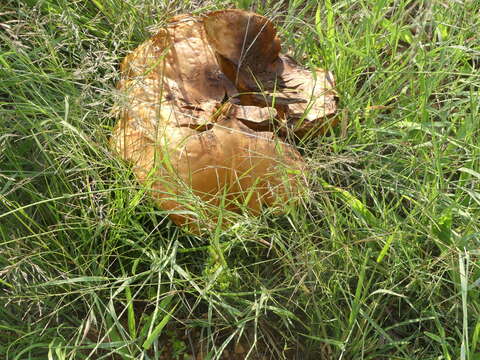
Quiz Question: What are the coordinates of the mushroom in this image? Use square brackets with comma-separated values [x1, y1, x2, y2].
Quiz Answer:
[110, 10, 337, 232]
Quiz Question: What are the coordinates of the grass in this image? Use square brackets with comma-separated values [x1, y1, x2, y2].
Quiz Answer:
[1, 0, 479, 358]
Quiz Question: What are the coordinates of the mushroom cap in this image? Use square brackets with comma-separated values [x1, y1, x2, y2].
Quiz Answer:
[111, 10, 337, 232]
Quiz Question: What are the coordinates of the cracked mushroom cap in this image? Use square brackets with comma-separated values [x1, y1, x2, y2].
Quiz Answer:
[111, 10, 336, 232]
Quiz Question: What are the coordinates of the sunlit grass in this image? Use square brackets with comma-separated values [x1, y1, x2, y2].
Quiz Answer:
[1, 0, 479, 359]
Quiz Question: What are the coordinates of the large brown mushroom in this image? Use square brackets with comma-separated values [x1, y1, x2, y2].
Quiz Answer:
[110, 10, 337, 232]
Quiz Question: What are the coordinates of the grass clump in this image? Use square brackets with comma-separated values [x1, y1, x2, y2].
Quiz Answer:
[1, 0, 479, 359]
